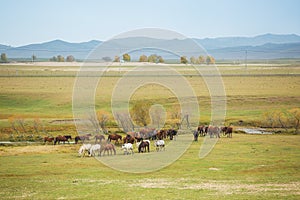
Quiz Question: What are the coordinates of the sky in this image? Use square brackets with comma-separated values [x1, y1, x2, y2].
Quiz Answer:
[1, 0, 300, 46]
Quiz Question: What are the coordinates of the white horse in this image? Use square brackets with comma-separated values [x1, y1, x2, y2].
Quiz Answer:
[154, 140, 165, 151]
[90, 144, 101, 157]
[78, 143, 92, 157]
[121, 143, 134, 155]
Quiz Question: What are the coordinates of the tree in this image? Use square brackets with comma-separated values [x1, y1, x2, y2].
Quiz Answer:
[113, 56, 120, 62]
[97, 110, 111, 133]
[50, 56, 57, 62]
[1, 53, 8, 63]
[180, 56, 188, 64]
[158, 56, 164, 63]
[206, 56, 215, 65]
[115, 112, 134, 132]
[148, 54, 157, 63]
[122, 53, 131, 62]
[139, 55, 148, 62]
[198, 55, 205, 64]
[57, 55, 64, 62]
[190, 56, 197, 64]
[66, 55, 75, 62]
[130, 101, 151, 127]
[32, 54, 37, 62]
[288, 108, 300, 134]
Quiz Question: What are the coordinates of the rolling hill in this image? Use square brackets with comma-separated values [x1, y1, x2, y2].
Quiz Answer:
[1, 34, 300, 60]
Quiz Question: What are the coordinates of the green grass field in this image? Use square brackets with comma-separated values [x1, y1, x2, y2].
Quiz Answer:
[0, 63, 299, 199]
[0, 134, 299, 199]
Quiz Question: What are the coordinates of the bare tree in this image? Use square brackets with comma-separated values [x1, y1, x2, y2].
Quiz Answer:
[115, 112, 134, 132]
[97, 110, 111, 133]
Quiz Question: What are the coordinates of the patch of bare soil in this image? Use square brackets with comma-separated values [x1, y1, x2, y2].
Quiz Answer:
[0, 145, 76, 156]
[129, 178, 300, 196]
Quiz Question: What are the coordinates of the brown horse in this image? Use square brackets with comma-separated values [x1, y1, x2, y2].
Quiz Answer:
[44, 136, 54, 144]
[54, 135, 70, 145]
[208, 126, 220, 138]
[156, 129, 167, 140]
[100, 143, 116, 156]
[224, 127, 233, 138]
[75, 135, 90, 144]
[123, 134, 135, 144]
[95, 134, 105, 143]
[107, 134, 122, 144]
[138, 141, 150, 153]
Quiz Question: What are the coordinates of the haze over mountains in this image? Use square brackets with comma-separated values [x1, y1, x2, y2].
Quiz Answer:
[1, 33, 300, 60]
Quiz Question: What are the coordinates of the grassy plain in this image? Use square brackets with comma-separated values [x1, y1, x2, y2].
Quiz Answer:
[0, 64, 299, 125]
[0, 134, 299, 199]
[0, 63, 299, 199]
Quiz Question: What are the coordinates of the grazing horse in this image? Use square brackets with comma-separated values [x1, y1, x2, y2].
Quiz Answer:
[198, 125, 207, 136]
[121, 143, 134, 155]
[78, 143, 92, 157]
[220, 126, 228, 135]
[108, 134, 122, 144]
[75, 135, 90, 144]
[167, 129, 178, 140]
[154, 140, 165, 151]
[193, 130, 199, 141]
[100, 144, 116, 156]
[90, 144, 101, 156]
[54, 135, 69, 145]
[138, 141, 150, 153]
[208, 126, 220, 138]
[224, 127, 233, 138]
[44, 136, 54, 144]
[95, 134, 105, 143]
[139, 128, 157, 140]
[64, 135, 72, 140]
[156, 129, 167, 140]
[123, 134, 135, 144]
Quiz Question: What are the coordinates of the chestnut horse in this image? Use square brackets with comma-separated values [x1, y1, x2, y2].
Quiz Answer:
[123, 134, 135, 144]
[54, 135, 70, 145]
[107, 134, 122, 144]
[44, 136, 54, 144]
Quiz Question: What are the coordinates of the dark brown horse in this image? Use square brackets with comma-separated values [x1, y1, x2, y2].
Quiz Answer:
[167, 129, 177, 140]
[95, 134, 105, 143]
[100, 143, 116, 156]
[107, 134, 122, 144]
[138, 141, 150, 153]
[75, 135, 90, 144]
[123, 134, 135, 144]
[44, 136, 54, 144]
[156, 129, 167, 140]
[54, 135, 69, 145]
[224, 127, 233, 138]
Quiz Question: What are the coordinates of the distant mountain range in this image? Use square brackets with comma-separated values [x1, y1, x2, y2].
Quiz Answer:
[1, 33, 300, 60]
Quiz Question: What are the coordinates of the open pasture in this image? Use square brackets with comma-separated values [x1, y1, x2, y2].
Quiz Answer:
[0, 134, 299, 199]
[0, 63, 299, 199]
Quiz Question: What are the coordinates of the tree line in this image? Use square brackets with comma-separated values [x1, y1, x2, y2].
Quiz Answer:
[113, 53, 215, 64]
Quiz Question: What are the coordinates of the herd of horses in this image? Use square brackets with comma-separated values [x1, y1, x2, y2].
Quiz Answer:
[76, 128, 176, 157]
[193, 125, 233, 141]
[44, 126, 233, 157]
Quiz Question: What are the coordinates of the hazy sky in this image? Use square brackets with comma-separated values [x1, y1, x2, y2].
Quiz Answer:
[1, 0, 300, 46]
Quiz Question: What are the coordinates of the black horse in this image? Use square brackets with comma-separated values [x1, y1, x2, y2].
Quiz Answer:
[167, 129, 178, 140]
[138, 141, 150, 153]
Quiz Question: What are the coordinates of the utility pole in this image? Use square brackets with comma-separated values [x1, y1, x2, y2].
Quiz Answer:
[245, 50, 248, 70]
